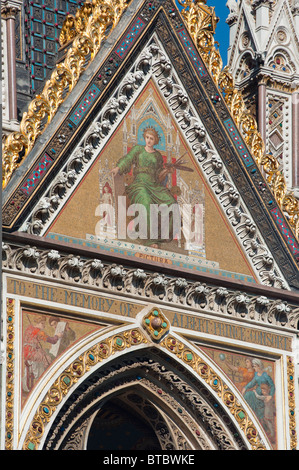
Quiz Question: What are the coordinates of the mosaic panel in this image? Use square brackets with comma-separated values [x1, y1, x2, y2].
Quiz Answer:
[21, 309, 104, 409]
[201, 345, 278, 449]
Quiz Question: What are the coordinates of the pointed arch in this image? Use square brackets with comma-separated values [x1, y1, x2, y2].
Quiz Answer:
[19, 321, 271, 450]
[235, 50, 257, 82]
[266, 47, 296, 73]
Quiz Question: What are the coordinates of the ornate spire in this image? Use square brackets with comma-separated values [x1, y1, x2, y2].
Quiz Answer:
[180, 0, 299, 239]
[226, 0, 239, 24]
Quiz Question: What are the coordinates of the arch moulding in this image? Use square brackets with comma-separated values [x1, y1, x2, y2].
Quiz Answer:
[19, 313, 270, 451]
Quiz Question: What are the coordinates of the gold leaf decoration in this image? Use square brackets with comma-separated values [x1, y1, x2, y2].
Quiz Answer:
[179, 0, 299, 241]
[161, 335, 267, 450]
[2, 0, 129, 189]
[22, 328, 148, 450]
[287, 357, 297, 450]
[5, 299, 15, 450]
[3, 0, 299, 241]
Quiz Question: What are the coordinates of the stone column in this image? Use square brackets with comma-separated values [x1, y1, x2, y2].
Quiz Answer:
[226, 12, 238, 64]
[1, 4, 19, 122]
[257, 78, 267, 145]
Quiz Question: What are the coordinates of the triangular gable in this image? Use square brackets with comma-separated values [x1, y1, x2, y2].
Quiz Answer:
[2, 0, 299, 290]
[45, 79, 257, 282]
[227, 1, 258, 69]
[265, 0, 299, 55]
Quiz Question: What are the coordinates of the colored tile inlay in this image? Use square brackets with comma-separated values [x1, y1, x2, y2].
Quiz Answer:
[224, 118, 254, 167]
[20, 153, 54, 195]
[177, 28, 207, 77]
[270, 207, 299, 258]
[115, 17, 146, 58]
[69, 84, 101, 125]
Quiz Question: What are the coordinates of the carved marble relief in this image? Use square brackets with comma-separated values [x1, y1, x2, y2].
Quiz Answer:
[3, 242, 299, 330]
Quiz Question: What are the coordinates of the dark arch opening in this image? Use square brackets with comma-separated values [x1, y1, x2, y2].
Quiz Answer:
[43, 348, 248, 450]
[86, 398, 162, 450]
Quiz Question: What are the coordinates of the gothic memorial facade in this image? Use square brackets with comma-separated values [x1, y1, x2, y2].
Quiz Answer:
[1, 0, 299, 451]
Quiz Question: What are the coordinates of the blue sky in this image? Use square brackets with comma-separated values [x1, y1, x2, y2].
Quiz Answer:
[176, 1, 230, 65]
[213, 1, 230, 65]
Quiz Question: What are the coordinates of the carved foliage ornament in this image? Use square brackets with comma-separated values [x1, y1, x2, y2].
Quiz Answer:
[161, 335, 266, 450]
[17, 39, 287, 289]
[3, 242, 299, 328]
[2, 0, 298, 239]
[45, 357, 248, 450]
[59, 0, 127, 46]
[2, 0, 129, 189]
[22, 328, 148, 450]
[178, 0, 299, 240]
[20, 323, 266, 450]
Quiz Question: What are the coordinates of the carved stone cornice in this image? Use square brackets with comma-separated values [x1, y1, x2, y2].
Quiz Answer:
[179, 0, 299, 240]
[3, 236, 299, 330]
[226, 13, 238, 25]
[252, 0, 273, 8]
[2, 0, 299, 243]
